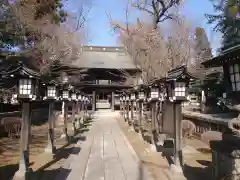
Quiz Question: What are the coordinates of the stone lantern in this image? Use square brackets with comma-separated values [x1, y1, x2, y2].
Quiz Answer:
[70, 89, 77, 136]
[149, 84, 160, 144]
[0, 60, 40, 179]
[136, 87, 146, 133]
[129, 92, 136, 125]
[202, 45, 240, 180]
[42, 81, 59, 154]
[165, 65, 195, 172]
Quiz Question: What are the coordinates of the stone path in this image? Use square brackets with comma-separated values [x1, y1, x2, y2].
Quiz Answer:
[55, 110, 152, 180]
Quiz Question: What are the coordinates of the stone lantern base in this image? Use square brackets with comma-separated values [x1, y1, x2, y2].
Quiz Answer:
[210, 136, 240, 180]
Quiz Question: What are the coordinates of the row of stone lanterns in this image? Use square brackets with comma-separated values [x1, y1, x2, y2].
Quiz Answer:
[119, 65, 195, 172]
[0, 60, 90, 179]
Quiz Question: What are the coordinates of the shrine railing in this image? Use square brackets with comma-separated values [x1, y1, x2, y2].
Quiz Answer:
[182, 110, 231, 136]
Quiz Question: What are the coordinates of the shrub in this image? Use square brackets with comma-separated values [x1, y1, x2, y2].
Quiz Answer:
[201, 130, 222, 145]
[182, 120, 196, 139]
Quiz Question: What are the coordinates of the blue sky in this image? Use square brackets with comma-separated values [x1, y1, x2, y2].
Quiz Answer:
[64, 0, 222, 55]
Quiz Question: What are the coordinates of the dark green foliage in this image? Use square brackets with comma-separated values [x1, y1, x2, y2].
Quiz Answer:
[33, 0, 68, 24]
[0, 0, 25, 48]
[0, 0, 68, 49]
[206, 0, 240, 51]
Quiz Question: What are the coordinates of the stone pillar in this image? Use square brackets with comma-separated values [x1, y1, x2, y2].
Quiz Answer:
[71, 101, 76, 136]
[92, 90, 96, 111]
[120, 100, 122, 113]
[81, 102, 85, 122]
[111, 91, 115, 111]
[139, 101, 143, 131]
[62, 101, 65, 116]
[14, 101, 31, 179]
[130, 101, 134, 125]
[151, 101, 158, 145]
[173, 101, 183, 169]
[77, 101, 81, 129]
[127, 101, 130, 123]
[63, 101, 69, 142]
[123, 101, 126, 121]
[151, 101, 157, 132]
[45, 101, 56, 154]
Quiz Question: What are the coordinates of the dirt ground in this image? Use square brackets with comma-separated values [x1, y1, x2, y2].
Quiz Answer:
[0, 114, 86, 180]
[117, 117, 213, 180]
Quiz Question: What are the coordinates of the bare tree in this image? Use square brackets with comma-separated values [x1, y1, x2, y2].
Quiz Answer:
[131, 0, 182, 28]
[8, 0, 90, 74]
[112, 14, 195, 84]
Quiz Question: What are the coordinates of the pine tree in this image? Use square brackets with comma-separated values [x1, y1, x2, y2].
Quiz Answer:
[206, 0, 240, 51]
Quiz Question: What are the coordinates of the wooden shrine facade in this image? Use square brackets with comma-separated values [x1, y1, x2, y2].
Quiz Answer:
[70, 46, 140, 110]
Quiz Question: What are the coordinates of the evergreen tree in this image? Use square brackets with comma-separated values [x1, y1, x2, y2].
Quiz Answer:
[0, 0, 68, 50]
[206, 0, 240, 51]
[194, 27, 212, 64]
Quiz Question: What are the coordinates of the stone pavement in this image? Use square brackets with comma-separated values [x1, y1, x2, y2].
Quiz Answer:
[55, 110, 153, 180]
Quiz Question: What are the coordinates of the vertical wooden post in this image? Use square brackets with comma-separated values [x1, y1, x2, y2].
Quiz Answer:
[111, 91, 115, 111]
[63, 101, 69, 142]
[173, 101, 183, 168]
[14, 101, 31, 179]
[92, 90, 96, 111]
[45, 101, 56, 154]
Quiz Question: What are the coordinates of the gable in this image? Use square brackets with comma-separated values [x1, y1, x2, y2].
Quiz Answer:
[71, 46, 137, 69]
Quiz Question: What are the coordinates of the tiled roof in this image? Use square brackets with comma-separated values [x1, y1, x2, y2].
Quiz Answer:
[71, 46, 137, 69]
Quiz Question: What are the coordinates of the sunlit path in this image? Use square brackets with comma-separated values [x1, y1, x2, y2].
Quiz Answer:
[55, 110, 152, 180]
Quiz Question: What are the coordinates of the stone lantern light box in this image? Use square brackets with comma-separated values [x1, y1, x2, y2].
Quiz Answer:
[138, 90, 145, 100]
[150, 85, 159, 100]
[0, 60, 41, 100]
[130, 92, 136, 101]
[71, 91, 77, 101]
[126, 94, 130, 101]
[166, 65, 195, 101]
[62, 90, 70, 100]
[43, 80, 59, 100]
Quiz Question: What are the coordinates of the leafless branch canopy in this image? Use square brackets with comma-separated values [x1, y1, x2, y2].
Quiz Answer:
[111, 15, 195, 84]
[9, 0, 90, 74]
[132, 0, 182, 28]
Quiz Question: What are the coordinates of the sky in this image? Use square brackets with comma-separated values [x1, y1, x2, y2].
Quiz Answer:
[64, 0, 222, 55]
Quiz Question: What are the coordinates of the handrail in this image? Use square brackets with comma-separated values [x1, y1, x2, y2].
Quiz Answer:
[182, 110, 231, 125]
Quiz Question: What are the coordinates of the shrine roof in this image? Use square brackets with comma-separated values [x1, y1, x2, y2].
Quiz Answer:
[202, 44, 240, 68]
[71, 46, 138, 70]
[166, 65, 196, 81]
